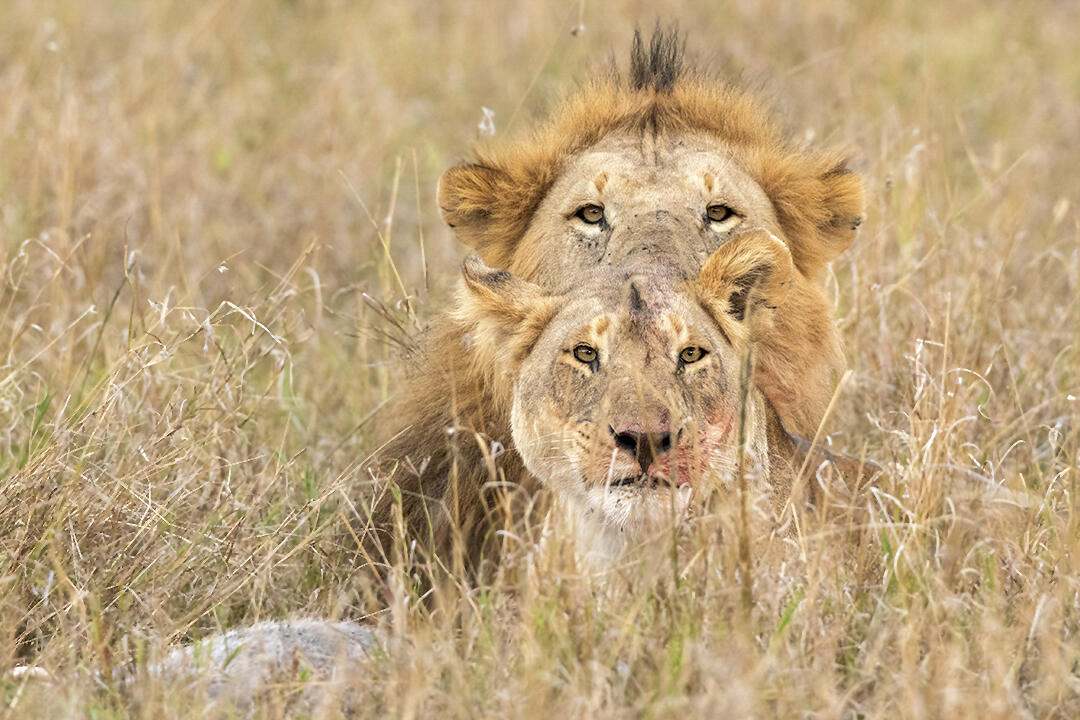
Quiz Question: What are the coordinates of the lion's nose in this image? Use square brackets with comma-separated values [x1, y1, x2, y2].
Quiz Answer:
[609, 425, 673, 473]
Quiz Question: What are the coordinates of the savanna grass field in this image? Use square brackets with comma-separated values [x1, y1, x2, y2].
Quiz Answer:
[2, 1, 1079, 717]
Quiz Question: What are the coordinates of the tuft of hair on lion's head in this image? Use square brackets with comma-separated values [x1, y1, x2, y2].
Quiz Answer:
[437, 24, 863, 282]
[436, 25, 862, 437]
[627, 22, 685, 92]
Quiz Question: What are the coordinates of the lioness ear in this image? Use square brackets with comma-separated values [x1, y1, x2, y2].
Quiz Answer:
[457, 255, 560, 367]
[695, 230, 795, 323]
[696, 230, 842, 438]
[438, 163, 518, 267]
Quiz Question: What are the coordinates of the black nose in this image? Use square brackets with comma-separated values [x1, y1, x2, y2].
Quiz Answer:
[609, 426, 673, 473]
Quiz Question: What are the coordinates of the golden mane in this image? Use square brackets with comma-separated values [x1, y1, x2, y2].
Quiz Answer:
[438, 27, 864, 280]
[364, 28, 866, 584]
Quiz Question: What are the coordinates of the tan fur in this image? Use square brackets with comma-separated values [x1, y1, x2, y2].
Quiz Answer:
[694, 231, 843, 435]
[364, 322, 530, 577]
[437, 56, 862, 280]
[365, 234, 875, 575]
[436, 29, 863, 438]
[366, 30, 867, 578]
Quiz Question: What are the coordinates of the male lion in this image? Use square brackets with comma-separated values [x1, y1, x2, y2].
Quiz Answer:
[366, 28, 864, 573]
[436, 28, 863, 437]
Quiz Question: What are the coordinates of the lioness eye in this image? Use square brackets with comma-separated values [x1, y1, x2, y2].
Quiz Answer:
[706, 204, 737, 224]
[573, 344, 598, 364]
[679, 346, 708, 364]
[575, 204, 605, 224]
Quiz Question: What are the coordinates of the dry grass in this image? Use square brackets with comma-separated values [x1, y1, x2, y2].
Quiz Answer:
[2, 1, 1079, 717]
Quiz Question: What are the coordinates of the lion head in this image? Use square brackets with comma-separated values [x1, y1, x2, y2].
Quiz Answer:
[457, 230, 795, 558]
[436, 28, 863, 437]
[364, 30, 867, 577]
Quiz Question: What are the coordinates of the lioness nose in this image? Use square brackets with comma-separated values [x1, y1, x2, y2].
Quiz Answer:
[609, 425, 673, 473]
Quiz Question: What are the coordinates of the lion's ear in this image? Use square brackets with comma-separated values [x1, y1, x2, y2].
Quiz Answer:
[753, 152, 865, 280]
[696, 231, 842, 438]
[695, 230, 795, 323]
[457, 255, 560, 367]
[815, 158, 864, 258]
[438, 163, 518, 266]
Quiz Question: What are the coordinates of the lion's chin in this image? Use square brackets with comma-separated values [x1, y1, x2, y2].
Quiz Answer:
[608, 472, 693, 489]
[608, 473, 675, 489]
[584, 482, 695, 533]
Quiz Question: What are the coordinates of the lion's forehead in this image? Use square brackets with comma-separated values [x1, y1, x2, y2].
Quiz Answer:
[557, 293, 717, 351]
[658, 311, 692, 347]
[552, 133, 776, 216]
[566, 304, 699, 354]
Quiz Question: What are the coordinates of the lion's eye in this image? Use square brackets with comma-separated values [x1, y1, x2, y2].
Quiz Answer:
[572, 344, 598, 364]
[574, 204, 605, 224]
[706, 204, 739, 226]
[679, 346, 708, 364]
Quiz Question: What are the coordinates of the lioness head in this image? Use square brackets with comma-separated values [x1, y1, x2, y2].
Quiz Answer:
[458, 231, 794, 552]
[437, 28, 862, 437]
